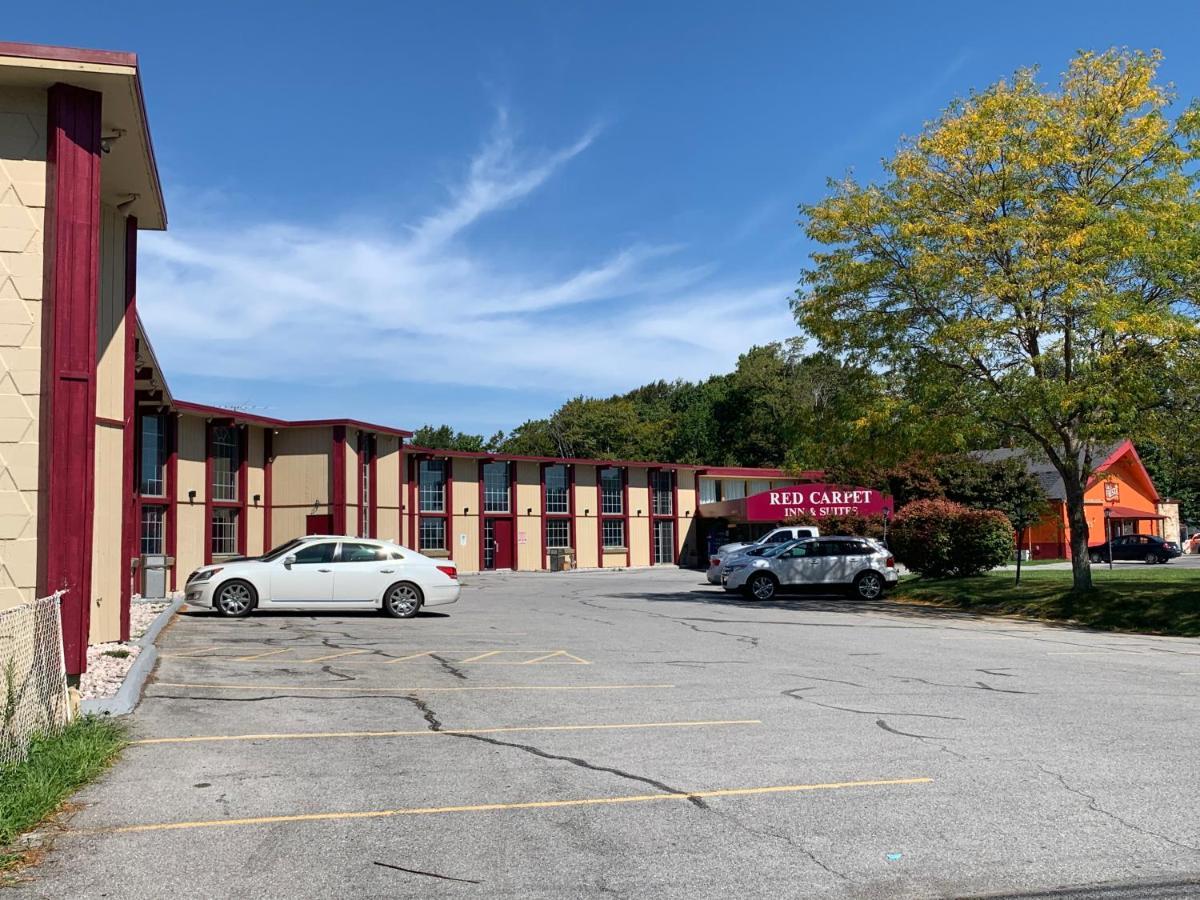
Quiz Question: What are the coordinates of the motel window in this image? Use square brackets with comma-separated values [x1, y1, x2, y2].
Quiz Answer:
[140, 505, 165, 555]
[546, 519, 570, 549]
[748, 479, 770, 496]
[419, 460, 446, 512]
[651, 470, 673, 516]
[544, 465, 569, 514]
[139, 415, 167, 497]
[723, 480, 746, 500]
[211, 507, 239, 557]
[419, 517, 446, 551]
[360, 435, 373, 538]
[699, 479, 718, 504]
[211, 426, 240, 502]
[602, 518, 626, 550]
[600, 468, 623, 514]
[483, 461, 510, 513]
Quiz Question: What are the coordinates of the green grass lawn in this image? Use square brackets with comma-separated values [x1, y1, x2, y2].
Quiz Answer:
[893, 567, 1200, 636]
[0, 716, 126, 870]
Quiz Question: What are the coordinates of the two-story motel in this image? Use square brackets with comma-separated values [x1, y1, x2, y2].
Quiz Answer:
[0, 42, 834, 675]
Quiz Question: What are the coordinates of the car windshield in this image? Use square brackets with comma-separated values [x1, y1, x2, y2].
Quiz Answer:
[260, 538, 308, 562]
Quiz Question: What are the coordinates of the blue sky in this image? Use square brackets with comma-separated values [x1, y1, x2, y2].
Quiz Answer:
[9, 2, 1200, 433]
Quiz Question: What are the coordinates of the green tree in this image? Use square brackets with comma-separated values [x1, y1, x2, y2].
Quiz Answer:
[795, 49, 1200, 590]
[409, 424, 488, 452]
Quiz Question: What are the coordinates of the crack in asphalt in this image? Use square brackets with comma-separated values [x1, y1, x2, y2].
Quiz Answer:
[790, 674, 866, 688]
[875, 719, 969, 760]
[714, 808, 849, 882]
[320, 665, 356, 682]
[150, 693, 390, 703]
[373, 861, 482, 884]
[1037, 764, 1200, 853]
[429, 654, 468, 681]
[579, 597, 762, 649]
[781, 690, 966, 720]
[400, 695, 709, 809]
[888, 675, 1035, 695]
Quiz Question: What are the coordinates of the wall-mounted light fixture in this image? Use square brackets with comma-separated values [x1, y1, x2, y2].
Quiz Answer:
[584, 508, 590, 516]
[527, 507, 533, 515]
[187, 490, 197, 502]
[464, 506, 469, 515]
[99, 128, 125, 154]
[637, 509, 642, 516]
[253, 494, 261, 505]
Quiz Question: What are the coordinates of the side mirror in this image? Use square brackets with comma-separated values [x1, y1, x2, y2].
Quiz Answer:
[283, 555, 296, 570]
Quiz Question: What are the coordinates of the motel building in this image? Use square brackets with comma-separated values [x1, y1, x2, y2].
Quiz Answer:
[0, 42, 889, 677]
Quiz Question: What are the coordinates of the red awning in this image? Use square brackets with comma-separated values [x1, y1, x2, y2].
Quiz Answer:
[1104, 505, 1166, 520]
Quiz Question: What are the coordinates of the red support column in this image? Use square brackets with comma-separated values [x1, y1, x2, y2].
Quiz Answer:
[331, 425, 346, 533]
[368, 435, 378, 540]
[119, 217, 138, 640]
[263, 430, 273, 552]
[237, 424, 248, 554]
[166, 414, 178, 590]
[203, 423, 214, 566]
[444, 457, 455, 561]
[36, 84, 103, 676]
[623, 468, 631, 568]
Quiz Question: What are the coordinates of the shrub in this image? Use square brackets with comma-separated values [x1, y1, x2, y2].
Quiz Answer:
[815, 512, 887, 540]
[890, 499, 1013, 577]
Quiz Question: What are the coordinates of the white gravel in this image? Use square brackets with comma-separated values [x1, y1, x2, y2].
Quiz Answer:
[79, 599, 171, 701]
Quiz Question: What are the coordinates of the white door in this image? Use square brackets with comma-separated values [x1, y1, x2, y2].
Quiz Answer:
[270, 541, 337, 602]
[333, 542, 396, 602]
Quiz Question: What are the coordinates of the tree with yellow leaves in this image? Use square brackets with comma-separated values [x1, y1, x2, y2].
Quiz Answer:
[795, 49, 1200, 591]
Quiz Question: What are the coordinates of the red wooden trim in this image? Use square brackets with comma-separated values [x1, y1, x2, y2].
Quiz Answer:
[477, 460, 486, 571]
[331, 425, 346, 534]
[672, 471, 681, 566]
[407, 454, 417, 549]
[540, 463, 548, 568]
[510, 460, 518, 570]
[568, 464, 577, 562]
[623, 467, 631, 568]
[445, 456, 455, 560]
[166, 414, 178, 589]
[369, 435, 378, 540]
[237, 424, 248, 555]
[171, 400, 412, 437]
[203, 422, 214, 565]
[262, 429, 273, 552]
[95, 415, 124, 428]
[118, 217, 137, 640]
[647, 468, 657, 566]
[37, 84, 102, 675]
[355, 431, 364, 536]
[0, 41, 138, 68]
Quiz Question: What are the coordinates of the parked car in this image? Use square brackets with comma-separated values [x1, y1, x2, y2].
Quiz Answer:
[716, 539, 804, 586]
[1188, 532, 1200, 555]
[706, 525, 821, 583]
[723, 536, 897, 601]
[1087, 534, 1181, 565]
[185, 536, 460, 617]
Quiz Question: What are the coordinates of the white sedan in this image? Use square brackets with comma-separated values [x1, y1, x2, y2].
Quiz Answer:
[184, 536, 460, 618]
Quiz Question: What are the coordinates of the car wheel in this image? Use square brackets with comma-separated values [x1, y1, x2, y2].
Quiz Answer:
[1144, 552, 1158, 565]
[1089, 551, 1103, 564]
[214, 580, 256, 618]
[383, 582, 423, 618]
[745, 573, 777, 601]
[852, 571, 885, 601]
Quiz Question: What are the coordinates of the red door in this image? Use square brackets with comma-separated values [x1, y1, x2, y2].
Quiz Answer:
[487, 518, 514, 569]
[306, 514, 334, 535]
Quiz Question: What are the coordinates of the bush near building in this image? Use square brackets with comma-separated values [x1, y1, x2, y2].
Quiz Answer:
[890, 499, 1014, 577]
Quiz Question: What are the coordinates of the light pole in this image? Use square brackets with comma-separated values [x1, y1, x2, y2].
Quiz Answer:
[1104, 507, 1113, 571]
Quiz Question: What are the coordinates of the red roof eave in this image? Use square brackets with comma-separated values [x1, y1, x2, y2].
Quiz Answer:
[173, 400, 413, 438]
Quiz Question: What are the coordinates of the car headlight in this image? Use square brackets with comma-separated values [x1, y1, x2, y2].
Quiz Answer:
[188, 567, 223, 584]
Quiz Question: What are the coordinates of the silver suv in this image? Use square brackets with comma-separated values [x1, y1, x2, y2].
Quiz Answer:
[723, 536, 897, 601]
[706, 525, 821, 584]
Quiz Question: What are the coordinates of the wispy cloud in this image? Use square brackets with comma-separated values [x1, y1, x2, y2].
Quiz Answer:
[139, 110, 797, 412]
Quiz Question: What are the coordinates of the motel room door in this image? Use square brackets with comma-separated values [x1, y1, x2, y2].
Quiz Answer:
[306, 514, 334, 535]
[485, 518, 514, 569]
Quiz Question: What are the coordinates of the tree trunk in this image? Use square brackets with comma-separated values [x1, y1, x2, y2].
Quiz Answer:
[1015, 526, 1025, 586]
[1062, 477, 1093, 595]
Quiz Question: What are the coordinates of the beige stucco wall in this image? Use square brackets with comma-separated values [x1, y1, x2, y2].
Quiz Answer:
[628, 468, 649, 566]
[344, 428, 359, 537]
[677, 470, 698, 565]
[174, 415, 206, 584]
[574, 466, 598, 569]
[514, 462, 540, 571]
[376, 435, 401, 543]
[88, 205, 129, 641]
[0, 87, 46, 610]
[449, 457, 478, 570]
[246, 426, 265, 555]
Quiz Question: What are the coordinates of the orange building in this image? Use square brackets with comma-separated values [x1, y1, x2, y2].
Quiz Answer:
[983, 441, 1165, 560]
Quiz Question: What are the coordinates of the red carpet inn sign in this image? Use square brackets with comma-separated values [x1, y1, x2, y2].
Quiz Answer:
[760, 486, 894, 519]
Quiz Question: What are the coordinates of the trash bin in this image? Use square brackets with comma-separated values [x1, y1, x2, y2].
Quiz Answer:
[141, 554, 169, 599]
[548, 548, 575, 572]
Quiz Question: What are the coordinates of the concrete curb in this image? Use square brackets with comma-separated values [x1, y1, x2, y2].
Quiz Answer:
[81, 594, 184, 717]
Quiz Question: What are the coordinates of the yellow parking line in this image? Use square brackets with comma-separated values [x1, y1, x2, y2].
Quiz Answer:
[234, 648, 291, 661]
[522, 651, 568, 664]
[167, 646, 219, 658]
[384, 651, 439, 664]
[130, 719, 761, 746]
[458, 650, 503, 663]
[304, 649, 369, 663]
[93, 778, 933, 834]
[151, 681, 674, 694]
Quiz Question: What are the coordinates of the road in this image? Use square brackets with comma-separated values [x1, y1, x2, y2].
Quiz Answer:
[10, 568, 1200, 898]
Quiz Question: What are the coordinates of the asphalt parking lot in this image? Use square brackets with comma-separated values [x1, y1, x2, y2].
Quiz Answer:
[11, 568, 1200, 899]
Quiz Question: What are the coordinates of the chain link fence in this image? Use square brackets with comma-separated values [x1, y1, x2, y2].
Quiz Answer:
[1, 592, 71, 768]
